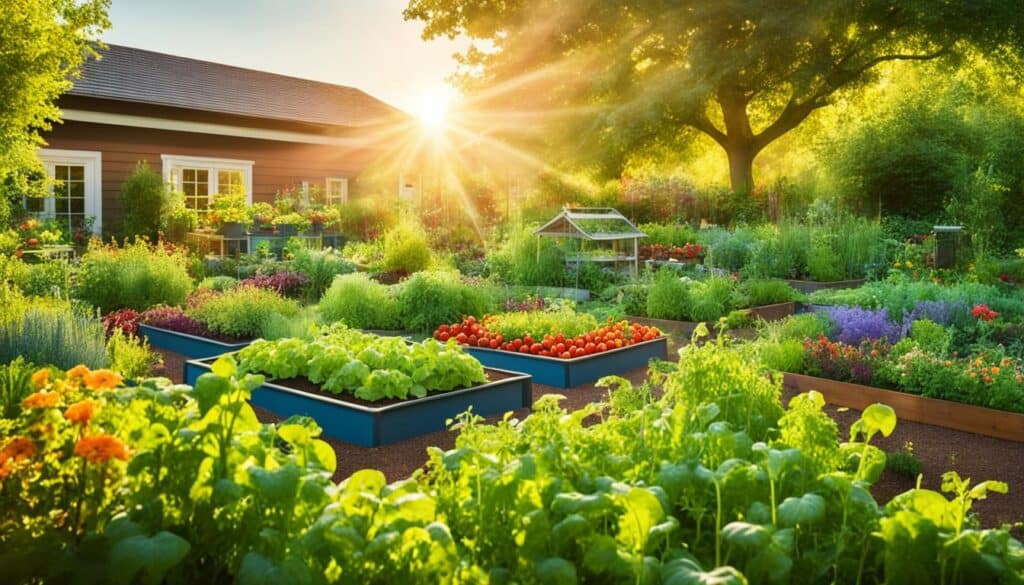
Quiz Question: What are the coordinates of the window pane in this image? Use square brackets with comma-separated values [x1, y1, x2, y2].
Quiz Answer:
[217, 170, 243, 195]
[69, 181, 85, 198]
[56, 197, 69, 213]
[55, 165, 70, 180]
[196, 183, 208, 197]
[69, 165, 84, 181]
[196, 170, 208, 182]
[25, 197, 45, 212]
[71, 198, 85, 213]
[183, 168, 195, 182]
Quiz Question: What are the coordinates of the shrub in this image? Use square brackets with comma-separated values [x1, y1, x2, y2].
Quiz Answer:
[485, 225, 566, 287]
[20, 259, 73, 298]
[0, 357, 36, 419]
[910, 319, 951, 355]
[381, 218, 432, 274]
[189, 287, 301, 340]
[101, 308, 140, 337]
[197, 275, 239, 292]
[396, 271, 494, 334]
[106, 329, 161, 379]
[239, 271, 309, 299]
[646, 268, 689, 320]
[119, 161, 170, 241]
[318, 273, 400, 330]
[287, 246, 355, 300]
[75, 240, 193, 312]
[0, 302, 108, 369]
[640, 223, 697, 247]
[806, 241, 844, 282]
[887, 442, 923, 478]
[740, 279, 801, 307]
[140, 306, 210, 337]
[619, 283, 648, 316]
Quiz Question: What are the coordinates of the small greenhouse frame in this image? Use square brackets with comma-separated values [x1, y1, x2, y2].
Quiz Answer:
[533, 207, 647, 277]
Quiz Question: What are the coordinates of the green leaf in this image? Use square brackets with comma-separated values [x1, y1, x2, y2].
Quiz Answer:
[777, 493, 825, 527]
[249, 463, 302, 504]
[552, 514, 590, 543]
[852, 403, 897, 441]
[108, 531, 190, 585]
[341, 469, 386, 495]
[237, 553, 312, 585]
[617, 487, 665, 552]
[211, 355, 237, 378]
[662, 556, 747, 585]
[722, 521, 772, 549]
[582, 534, 633, 578]
[534, 557, 577, 585]
[192, 374, 230, 415]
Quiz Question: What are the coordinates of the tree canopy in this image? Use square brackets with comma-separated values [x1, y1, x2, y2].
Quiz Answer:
[405, 0, 1024, 193]
[0, 0, 109, 226]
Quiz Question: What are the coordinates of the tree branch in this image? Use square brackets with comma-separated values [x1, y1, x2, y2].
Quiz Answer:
[687, 112, 728, 148]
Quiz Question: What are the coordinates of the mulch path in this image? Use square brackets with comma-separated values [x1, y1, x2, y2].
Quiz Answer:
[154, 349, 1024, 531]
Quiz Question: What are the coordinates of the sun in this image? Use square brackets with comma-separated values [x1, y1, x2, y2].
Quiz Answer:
[414, 86, 456, 131]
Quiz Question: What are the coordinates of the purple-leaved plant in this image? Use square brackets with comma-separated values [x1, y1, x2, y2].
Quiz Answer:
[240, 271, 310, 298]
[141, 306, 212, 337]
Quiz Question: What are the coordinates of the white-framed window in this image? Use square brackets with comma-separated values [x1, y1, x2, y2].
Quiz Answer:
[326, 177, 348, 205]
[26, 149, 103, 234]
[161, 154, 253, 212]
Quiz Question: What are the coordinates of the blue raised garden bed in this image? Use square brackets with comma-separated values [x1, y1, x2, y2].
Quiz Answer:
[464, 336, 669, 388]
[139, 323, 252, 360]
[184, 357, 533, 447]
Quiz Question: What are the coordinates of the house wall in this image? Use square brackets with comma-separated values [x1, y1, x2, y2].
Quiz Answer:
[41, 119, 383, 232]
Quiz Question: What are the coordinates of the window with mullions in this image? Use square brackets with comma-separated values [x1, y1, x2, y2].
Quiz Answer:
[162, 155, 253, 212]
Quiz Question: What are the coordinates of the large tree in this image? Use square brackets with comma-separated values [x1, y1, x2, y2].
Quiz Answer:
[405, 0, 1023, 193]
[0, 0, 109, 226]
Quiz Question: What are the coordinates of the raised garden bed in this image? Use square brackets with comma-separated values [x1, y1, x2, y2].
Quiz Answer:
[185, 357, 532, 447]
[783, 372, 1024, 443]
[465, 337, 668, 388]
[783, 278, 867, 294]
[627, 301, 796, 340]
[139, 323, 252, 360]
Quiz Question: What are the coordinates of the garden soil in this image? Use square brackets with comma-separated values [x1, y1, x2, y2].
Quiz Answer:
[157, 349, 1024, 532]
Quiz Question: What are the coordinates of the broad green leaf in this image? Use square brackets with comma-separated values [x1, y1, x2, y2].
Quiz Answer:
[616, 487, 665, 552]
[108, 531, 190, 585]
[192, 374, 230, 415]
[552, 514, 590, 543]
[237, 553, 311, 585]
[582, 535, 633, 578]
[662, 556, 747, 585]
[722, 522, 772, 549]
[777, 494, 825, 527]
[534, 557, 577, 585]
[249, 463, 302, 504]
[341, 469, 386, 495]
[211, 355, 237, 378]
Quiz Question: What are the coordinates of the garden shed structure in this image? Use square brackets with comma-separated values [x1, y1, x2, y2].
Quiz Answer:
[533, 207, 647, 277]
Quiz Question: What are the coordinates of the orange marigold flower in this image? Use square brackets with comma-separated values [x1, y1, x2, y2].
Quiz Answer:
[73, 434, 130, 464]
[992, 367, 1000, 375]
[66, 365, 91, 379]
[83, 369, 122, 391]
[22, 391, 60, 410]
[0, 437, 37, 463]
[30, 369, 49, 390]
[64, 400, 97, 426]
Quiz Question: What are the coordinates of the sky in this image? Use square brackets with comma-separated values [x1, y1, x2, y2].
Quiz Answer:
[102, 0, 468, 115]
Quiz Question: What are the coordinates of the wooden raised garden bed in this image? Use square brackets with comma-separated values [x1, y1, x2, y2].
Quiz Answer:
[783, 372, 1024, 443]
[783, 278, 866, 294]
[139, 323, 252, 360]
[185, 357, 533, 447]
[464, 337, 668, 388]
[627, 301, 796, 340]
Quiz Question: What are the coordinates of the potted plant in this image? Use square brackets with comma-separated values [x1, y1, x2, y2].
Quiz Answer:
[250, 202, 277, 232]
[272, 212, 308, 237]
[208, 194, 251, 237]
[163, 204, 199, 242]
[305, 209, 330, 236]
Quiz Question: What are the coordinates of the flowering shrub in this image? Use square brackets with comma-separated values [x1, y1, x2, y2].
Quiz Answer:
[895, 350, 1024, 412]
[503, 295, 547, 313]
[802, 334, 890, 385]
[239, 271, 309, 298]
[101, 308, 140, 337]
[639, 242, 704, 261]
[971, 303, 999, 322]
[825, 306, 902, 345]
[140, 306, 211, 337]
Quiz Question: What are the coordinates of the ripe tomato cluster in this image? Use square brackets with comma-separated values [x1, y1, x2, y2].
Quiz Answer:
[433, 316, 662, 360]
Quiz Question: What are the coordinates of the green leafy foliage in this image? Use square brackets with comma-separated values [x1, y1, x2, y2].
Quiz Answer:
[189, 286, 301, 340]
[75, 239, 193, 313]
[382, 217, 432, 274]
[119, 161, 171, 241]
[318, 272, 401, 330]
[237, 325, 487, 401]
[395, 270, 495, 334]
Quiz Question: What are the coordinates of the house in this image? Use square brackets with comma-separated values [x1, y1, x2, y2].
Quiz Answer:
[35, 44, 411, 234]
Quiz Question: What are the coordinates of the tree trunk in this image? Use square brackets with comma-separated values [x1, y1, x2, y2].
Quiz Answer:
[725, 144, 755, 195]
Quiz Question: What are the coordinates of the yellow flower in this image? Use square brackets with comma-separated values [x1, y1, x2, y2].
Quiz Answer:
[905, 261, 913, 268]
[83, 370, 122, 391]
[31, 369, 49, 390]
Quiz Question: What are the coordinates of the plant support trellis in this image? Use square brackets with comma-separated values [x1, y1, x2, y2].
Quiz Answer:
[533, 207, 647, 279]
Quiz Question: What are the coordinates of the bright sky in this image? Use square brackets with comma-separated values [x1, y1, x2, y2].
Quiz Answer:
[103, 0, 467, 115]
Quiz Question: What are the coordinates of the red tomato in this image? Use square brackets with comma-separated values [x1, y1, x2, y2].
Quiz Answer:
[597, 342, 608, 352]
[478, 338, 489, 347]
[439, 324, 450, 333]
[439, 332, 450, 342]
[530, 343, 543, 354]
[466, 315, 476, 325]
[560, 351, 571, 359]
[489, 339, 499, 349]
[495, 334, 503, 344]
[468, 334, 478, 345]
[456, 333, 468, 344]
[554, 343, 565, 354]
[524, 335, 534, 345]
[585, 342, 596, 353]
[519, 345, 531, 354]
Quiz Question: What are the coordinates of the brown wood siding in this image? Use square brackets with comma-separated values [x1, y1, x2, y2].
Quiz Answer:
[41, 120, 385, 232]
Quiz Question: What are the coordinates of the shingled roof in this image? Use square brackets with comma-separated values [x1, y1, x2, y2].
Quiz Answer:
[69, 44, 407, 128]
